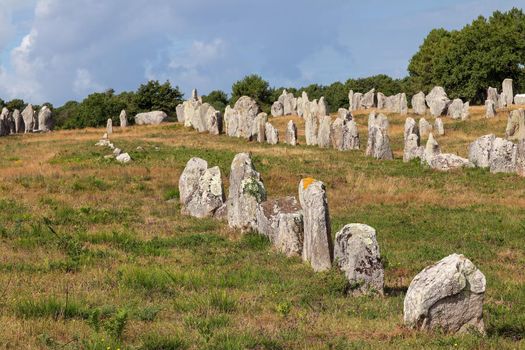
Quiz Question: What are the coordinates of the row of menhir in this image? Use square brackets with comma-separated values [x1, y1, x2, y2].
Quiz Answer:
[178, 152, 486, 335]
[0, 105, 53, 136]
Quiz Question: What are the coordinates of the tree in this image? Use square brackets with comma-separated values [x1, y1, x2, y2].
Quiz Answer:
[134, 80, 183, 116]
[231, 74, 272, 112]
[202, 90, 229, 112]
[6, 99, 26, 111]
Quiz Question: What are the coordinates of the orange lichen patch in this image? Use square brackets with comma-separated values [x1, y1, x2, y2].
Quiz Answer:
[302, 177, 315, 189]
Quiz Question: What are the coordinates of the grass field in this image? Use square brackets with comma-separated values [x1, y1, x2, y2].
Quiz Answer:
[0, 106, 524, 349]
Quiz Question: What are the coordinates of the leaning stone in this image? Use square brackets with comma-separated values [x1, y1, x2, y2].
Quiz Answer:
[419, 118, 432, 138]
[334, 224, 384, 295]
[412, 92, 426, 115]
[106, 119, 113, 135]
[38, 106, 53, 132]
[485, 100, 496, 118]
[271, 101, 284, 117]
[116, 153, 131, 163]
[286, 120, 298, 146]
[468, 134, 495, 168]
[489, 137, 516, 173]
[119, 110, 128, 128]
[404, 254, 486, 334]
[505, 109, 525, 141]
[434, 118, 445, 136]
[227, 153, 266, 231]
[265, 122, 279, 145]
[134, 111, 167, 125]
[317, 116, 332, 149]
[298, 178, 333, 272]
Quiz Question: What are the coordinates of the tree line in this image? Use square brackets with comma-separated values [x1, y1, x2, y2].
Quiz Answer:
[0, 8, 523, 129]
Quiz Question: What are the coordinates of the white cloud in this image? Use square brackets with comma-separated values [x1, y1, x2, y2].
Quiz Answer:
[73, 68, 103, 95]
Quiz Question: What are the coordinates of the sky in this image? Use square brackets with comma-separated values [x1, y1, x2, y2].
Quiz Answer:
[0, 0, 521, 106]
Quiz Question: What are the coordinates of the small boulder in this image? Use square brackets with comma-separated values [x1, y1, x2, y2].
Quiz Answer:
[116, 153, 131, 163]
[135, 111, 167, 125]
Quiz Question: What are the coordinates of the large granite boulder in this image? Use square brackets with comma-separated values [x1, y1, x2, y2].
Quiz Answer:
[234, 96, 260, 139]
[265, 122, 279, 145]
[425, 86, 450, 117]
[490, 137, 516, 174]
[278, 90, 296, 116]
[404, 254, 485, 334]
[256, 196, 303, 257]
[345, 120, 360, 150]
[428, 153, 472, 171]
[38, 106, 53, 132]
[21, 104, 35, 133]
[298, 178, 333, 272]
[317, 116, 332, 148]
[286, 120, 298, 146]
[179, 157, 225, 218]
[447, 99, 464, 120]
[227, 153, 266, 231]
[468, 134, 495, 168]
[515, 94, 525, 105]
[366, 113, 393, 160]
[334, 224, 384, 295]
[176, 104, 185, 123]
[361, 89, 375, 109]
[135, 111, 167, 125]
[412, 92, 426, 115]
[505, 109, 525, 141]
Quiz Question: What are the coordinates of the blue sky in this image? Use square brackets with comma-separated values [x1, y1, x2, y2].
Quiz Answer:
[0, 0, 521, 105]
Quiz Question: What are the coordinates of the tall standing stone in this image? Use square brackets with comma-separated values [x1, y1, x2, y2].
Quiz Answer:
[485, 100, 496, 118]
[286, 120, 298, 146]
[435, 117, 445, 136]
[251, 113, 267, 143]
[490, 137, 516, 174]
[298, 178, 333, 272]
[227, 153, 267, 232]
[377, 92, 386, 109]
[404, 254, 486, 334]
[515, 139, 525, 177]
[505, 109, 525, 141]
[21, 104, 34, 133]
[404, 117, 419, 143]
[404, 134, 423, 162]
[425, 86, 450, 117]
[119, 110, 127, 128]
[419, 118, 432, 138]
[447, 99, 464, 119]
[361, 89, 375, 109]
[400, 93, 408, 115]
[468, 134, 495, 168]
[317, 116, 332, 148]
[13, 109, 23, 133]
[265, 122, 279, 145]
[334, 224, 384, 295]
[487, 87, 499, 104]
[462, 102, 470, 120]
[304, 111, 318, 146]
[423, 133, 440, 165]
[38, 106, 53, 132]
[412, 92, 426, 115]
[337, 108, 352, 121]
[352, 93, 363, 111]
[346, 120, 360, 150]
[318, 97, 328, 117]
[106, 119, 113, 135]
[366, 113, 393, 160]
[234, 96, 260, 139]
[208, 111, 223, 135]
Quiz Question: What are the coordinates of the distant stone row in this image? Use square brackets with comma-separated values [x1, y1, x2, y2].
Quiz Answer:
[0, 105, 53, 136]
[178, 153, 486, 334]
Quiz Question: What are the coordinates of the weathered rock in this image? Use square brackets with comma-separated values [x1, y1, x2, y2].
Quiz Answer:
[490, 137, 516, 173]
[404, 117, 419, 143]
[499, 93, 508, 109]
[377, 92, 386, 109]
[297, 91, 309, 117]
[179, 157, 225, 218]
[234, 96, 260, 139]
[286, 120, 298, 146]
[485, 100, 496, 118]
[330, 118, 345, 151]
[106, 119, 113, 135]
[256, 196, 303, 257]
[176, 104, 185, 123]
[505, 109, 525, 141]
[515, 139, 525, 177]
[265, 122, 279, 145]
[317, 116, 332, 149]
[404, 254, 486, 334]
[412, 92, 426, 115]
[298, 178, 333, 272]
[271, 101, 284, 117]
[38, 106, 53, 132]
[116, 153, 131, 163]
[429, 153, 472, 171]
[334, 224, 384, 295]
[278, 90, 296, 116]
[425, 86, 450, 117]
[337, 108, 352, 121]
[345, 120, 360, 150]
[361, 89, 375, 109]
[434, 117, 445, 136]
[304, 111, 318, 146]
[208, 110, 223, 135]
[404, 134, 423, 162]
[487, 87, 499, 104]
[462, 102, 470, 120]
[419, 118, 432, 138]
[318, 97, 328, 117]
[447, 99, 464, 119]
[251, 113, 267, 143]
[134, 111, 167, 125]
[351, 92, 363, 111]
[384, 94, 401, 113]
[118, 110, 127, 128]
[514, 94, 525, 105]
[422, 133, 440, 165]
[400, 93, 408, 115]
[13, 110, 23, 133]
[366, 113, 393, 160]
[227, 153, 266, 231]
[0, 108, 9, 136]
[468, 134, 495, 168]
[21, 104, 35, 133]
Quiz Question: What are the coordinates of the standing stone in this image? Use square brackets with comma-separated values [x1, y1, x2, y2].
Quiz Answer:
[462, 102, 470, 120]
[304, 111, 318, 146]
[434, 118, 445, 136]
[447, 99, 464, 120]
[208, 111, 223, 135]
[317, 116, 332, 149]
[21, 105, 35, 133]
[400, 93, 408, 115]
[297, 91, 309, 117]
[412, 92, 426, 115]
[485, 100, 496, 118]
[176, 104, 185, 123]
[265, 122, 279, 145]
[286, 120, 298, 146]
[337, 108, 352, 121]
[502, 79, 514, 107]
[13, 110, 23, 134]
[366, 113, 393, 160]
[425, 86, 450, 117]
[278, 90, 296, 116]
[135, 111, 167, 125]
[256, 196, 303, 257]
[499, 93, 508, 109]
[404, 254, 486, 334]
[515, 94, 525, 105]
[119, 110, 127, 128]
[330, 118, 345, 151]
[318, 97, 328, 117]
[377, 92, 386, 109]
[234, 96, 260, 139]
[487, 87, 499, 104]
[515, 139, 525, 177]
[404, 117, 419, 143]
[298, 178, 333, 272]
[334, 224, 384, 295]
[505, 109, 525, 141]
[490, 137, 516, 174]
[179, 157, 225, 218]
[227, 153, 267, 232]
[271, 101, 284, 117]
[345, 120, 360, 150]
[106, 119, 113, 135]
[361, 89, 375, 109]
[419, 118, 432, 138]
[423, 133, 440, 165]
[404, 134, 423, 162]
[468, 134, 495, 168]
[251, 113, 267, 143]
[38, 106, 53, 132]
[352, 93, 363, 111]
